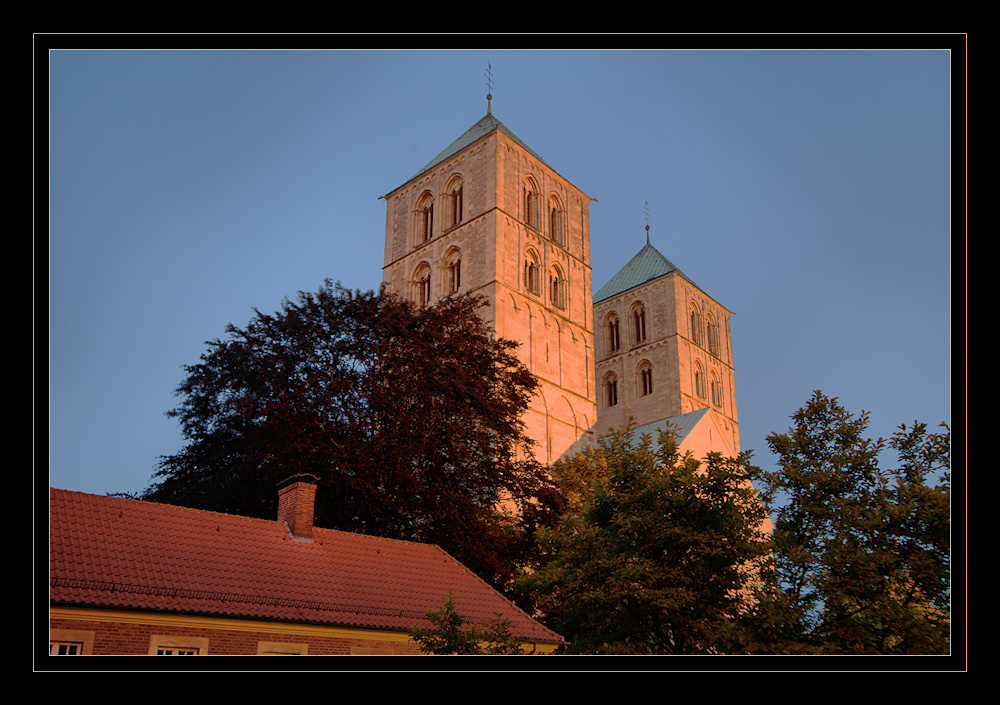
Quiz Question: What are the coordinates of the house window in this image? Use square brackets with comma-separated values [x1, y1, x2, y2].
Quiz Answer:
[258, 641, 309, 655]
[49, 628, 94, 655]
[607, 315, 621, 354]
[604, 374, 619, 407]
[148, 635, 209, 655]
[632, 304, 647, 345]
[351, 646, 396, 655]
[639, 362, 653, 396]
[50, 641, 83, 655]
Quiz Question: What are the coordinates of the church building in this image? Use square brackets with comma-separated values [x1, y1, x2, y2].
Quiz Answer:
[381, 102, 739, 464]
[380, 104, 597, 465]
[593, 231, 740, 459]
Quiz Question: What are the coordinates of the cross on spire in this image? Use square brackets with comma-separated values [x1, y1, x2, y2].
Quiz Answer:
[644, 200, 651, 245]
[485, 63, 494, 114]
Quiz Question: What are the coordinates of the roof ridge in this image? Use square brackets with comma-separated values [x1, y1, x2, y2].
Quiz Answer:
[384, 112, 583, 198]
[49, 487, 565, 642]
[631, 407, 711, 444]
[53, 488, 452, 551]
[593, 241, 719, 306]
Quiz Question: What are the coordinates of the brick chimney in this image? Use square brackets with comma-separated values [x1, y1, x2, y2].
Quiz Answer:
[277, 476, 318, 542]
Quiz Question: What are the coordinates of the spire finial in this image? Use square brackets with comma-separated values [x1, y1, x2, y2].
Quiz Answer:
[485, 62, 494, 114]
[644, 200, 651, 246]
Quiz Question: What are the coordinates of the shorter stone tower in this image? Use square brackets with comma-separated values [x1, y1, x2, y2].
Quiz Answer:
[593, 230, 740, 456]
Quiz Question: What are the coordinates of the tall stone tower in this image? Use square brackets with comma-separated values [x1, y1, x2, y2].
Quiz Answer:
[380, 106, 597, 465]
[592, 230, 740, 457]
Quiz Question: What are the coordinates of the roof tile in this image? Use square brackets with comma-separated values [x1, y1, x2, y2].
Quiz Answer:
[594, 242, 698, 304]
[49, 488, 563, 644]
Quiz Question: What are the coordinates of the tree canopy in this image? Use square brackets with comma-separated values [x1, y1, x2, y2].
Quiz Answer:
[408, 593, 524, 655]
[755, 391, 951, 654]
[519, 392, 951, 656]
[143, 281, 550, 590]
[518, 425, 774, 654]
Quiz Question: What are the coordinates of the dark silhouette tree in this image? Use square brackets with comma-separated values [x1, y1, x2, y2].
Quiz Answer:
[143, 280, 550, 590]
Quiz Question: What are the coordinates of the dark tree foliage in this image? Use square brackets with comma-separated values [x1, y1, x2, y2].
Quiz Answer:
[755, 391, 951, 654]
[143, 281, 549, 590]
[518, 425, 774, 654]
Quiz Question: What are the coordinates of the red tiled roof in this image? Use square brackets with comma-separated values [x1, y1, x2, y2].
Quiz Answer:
[49, 488, 563, 645]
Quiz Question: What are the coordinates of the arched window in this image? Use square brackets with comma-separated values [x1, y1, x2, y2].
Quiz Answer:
[605, 313, 621, 354]
[444, 174, 464, 229]
[631, 302, 647, 345]
[694, 361, 707, 399]
[548, 194, 565, 246]
[413, 262, 432, 306]
[603, 372, 619, 408]
[549, 265, 567, 310]
[524, 249, 541, 296]
[638, 360, 653, 397]
[523, 177, 542, 229]
[690, 304, 704, 346]
[706, 313, 720, 357]
[710, 370, 723, 407]
[414, 191, 434, 245]
[444, 248, 462, 295]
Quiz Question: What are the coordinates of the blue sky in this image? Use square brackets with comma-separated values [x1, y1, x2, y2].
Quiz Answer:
[46, 48, 955, 498]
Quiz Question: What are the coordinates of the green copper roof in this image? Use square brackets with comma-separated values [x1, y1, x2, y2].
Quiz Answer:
[633, 407, 710, 443]
[594, 241, 701, 304]
[386, 111, 576, 197]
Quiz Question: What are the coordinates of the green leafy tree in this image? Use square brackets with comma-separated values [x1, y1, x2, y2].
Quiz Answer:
[518, 425, 774, 654]
[756, 391, 950, 654]
[142, 280, 550, 591]
[408, 593, 523, 655]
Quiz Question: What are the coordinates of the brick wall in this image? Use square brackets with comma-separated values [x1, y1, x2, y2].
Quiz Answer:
[50, 613, 423, 656]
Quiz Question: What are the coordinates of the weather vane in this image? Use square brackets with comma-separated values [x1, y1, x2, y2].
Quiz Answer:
[485, 62, 494, 113]
[644, 200, 651, 245]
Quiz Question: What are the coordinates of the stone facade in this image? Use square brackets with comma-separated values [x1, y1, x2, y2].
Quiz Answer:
[381, 111, 740, 465]
[381, 113, 597, 464]
[593, 240, 739, 453]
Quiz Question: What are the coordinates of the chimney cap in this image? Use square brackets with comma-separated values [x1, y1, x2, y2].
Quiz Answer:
[277, 473, 320, 489]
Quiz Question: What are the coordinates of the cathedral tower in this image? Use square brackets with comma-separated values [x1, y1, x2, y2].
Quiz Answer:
[593, 231, 740, 456]
[381, 108, 597, 465]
